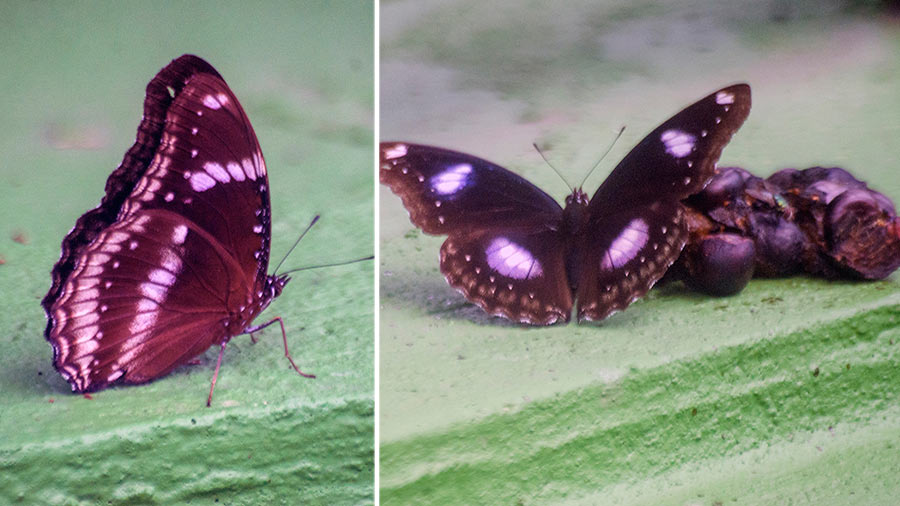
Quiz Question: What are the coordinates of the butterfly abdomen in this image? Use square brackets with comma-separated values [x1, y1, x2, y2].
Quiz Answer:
[561, 189, 591, 293]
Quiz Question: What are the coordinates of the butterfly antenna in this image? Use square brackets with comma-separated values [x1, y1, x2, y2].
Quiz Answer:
[532, 143, 573, 192]
[578, 126, 626, 189]
[279, 255, 374, 275]
[272, 214, 320, 276]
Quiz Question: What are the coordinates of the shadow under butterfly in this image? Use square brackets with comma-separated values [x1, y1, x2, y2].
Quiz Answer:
[381, 84, 751, 325]
[42, 54, 365, 406]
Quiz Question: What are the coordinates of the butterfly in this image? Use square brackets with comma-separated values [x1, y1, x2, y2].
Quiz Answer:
[42, 54, 314, 405]
[381, 84, 751, 325]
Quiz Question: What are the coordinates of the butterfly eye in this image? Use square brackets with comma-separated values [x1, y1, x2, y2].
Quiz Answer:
[430, 163, 472, 195]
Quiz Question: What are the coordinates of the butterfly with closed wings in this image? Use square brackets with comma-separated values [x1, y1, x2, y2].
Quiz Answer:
[381, 84, 751, 325]
[42, 55, 317, 405]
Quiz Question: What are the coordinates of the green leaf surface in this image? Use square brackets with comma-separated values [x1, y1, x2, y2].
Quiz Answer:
[0, 2, 374, 504]
[380, 0, 900, 504]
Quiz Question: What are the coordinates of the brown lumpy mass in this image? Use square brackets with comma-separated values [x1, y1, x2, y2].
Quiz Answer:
[669, 166, 900, 295]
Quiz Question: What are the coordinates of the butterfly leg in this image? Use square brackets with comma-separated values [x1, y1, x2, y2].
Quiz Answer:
[207, 341, 228, 407]
[243, 317, 316, 379]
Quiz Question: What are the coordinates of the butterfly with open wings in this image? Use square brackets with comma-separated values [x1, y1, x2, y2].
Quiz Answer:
[42, 55, 315, 405]
[381, 84, 751, 325]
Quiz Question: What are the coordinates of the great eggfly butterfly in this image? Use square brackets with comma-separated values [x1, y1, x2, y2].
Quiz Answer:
[381, 85, 751, 325]
[42, 54, 313, 404]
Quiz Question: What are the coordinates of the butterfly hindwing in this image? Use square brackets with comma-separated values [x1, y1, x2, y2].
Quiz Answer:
[441, 229, 572, 324]
[47, 209, 248, 391]
[576, 202, 687, 321]
[380, 143, 563, 234]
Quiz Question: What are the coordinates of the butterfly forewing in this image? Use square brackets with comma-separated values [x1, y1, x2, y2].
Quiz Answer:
[380, 143, 563, 234]
[118, 71, 272, 295]
[576, 84, 751, 321]
[43, 55, 275, 392]
[589, 84, 751, 212]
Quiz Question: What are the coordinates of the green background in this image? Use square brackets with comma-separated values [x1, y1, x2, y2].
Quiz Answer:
[380, 0, 900, 504]
[0, 2, 373, 504]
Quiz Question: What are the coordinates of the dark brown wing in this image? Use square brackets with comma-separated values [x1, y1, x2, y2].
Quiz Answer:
[440, 229, 573, 324]
[381, 142, 575, 323]
[589, 84, 752, 213]
[47, 209, 247, 391]
[577, 84, 751, 321]
[380, 142, 563, 234]
[43, 55, 273, 391]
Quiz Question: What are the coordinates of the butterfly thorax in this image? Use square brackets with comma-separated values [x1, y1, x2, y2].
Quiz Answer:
[225, 274, 289, 336]
[257, 274, 289, 314]
[562, 188, 590, 237]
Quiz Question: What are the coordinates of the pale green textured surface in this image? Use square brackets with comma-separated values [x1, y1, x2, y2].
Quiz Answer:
[0, 2, 374, 504]
[380, 0, 900, 504]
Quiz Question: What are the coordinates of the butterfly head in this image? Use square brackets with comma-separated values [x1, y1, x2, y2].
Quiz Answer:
[262, 274, 291, 308]
[565, 188, 590, 208]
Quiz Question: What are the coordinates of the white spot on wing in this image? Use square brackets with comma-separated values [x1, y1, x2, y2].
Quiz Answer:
[161, 250, 181, 273]
[660, 129, 696, 158]
[254, 152, 265, 177]
[149, 268, 176, 287]
[716, 91, 735, 105]
[108, 231, 129, 244]
[242, 157, 257, 181]
[190, 172, 216, 192]
[226, 162, 246, 182]
[431, 163, 472, 195]
[140, 282, 167, 304]
[204, 162, 231, 183]
[601, 218, 650, 270]
[383, 144, 408, 159]
[172, 224, 188, 245]
[203, 94, 222, 109]
[129, 298, 159, 336]
[485, 237, 543, 280]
